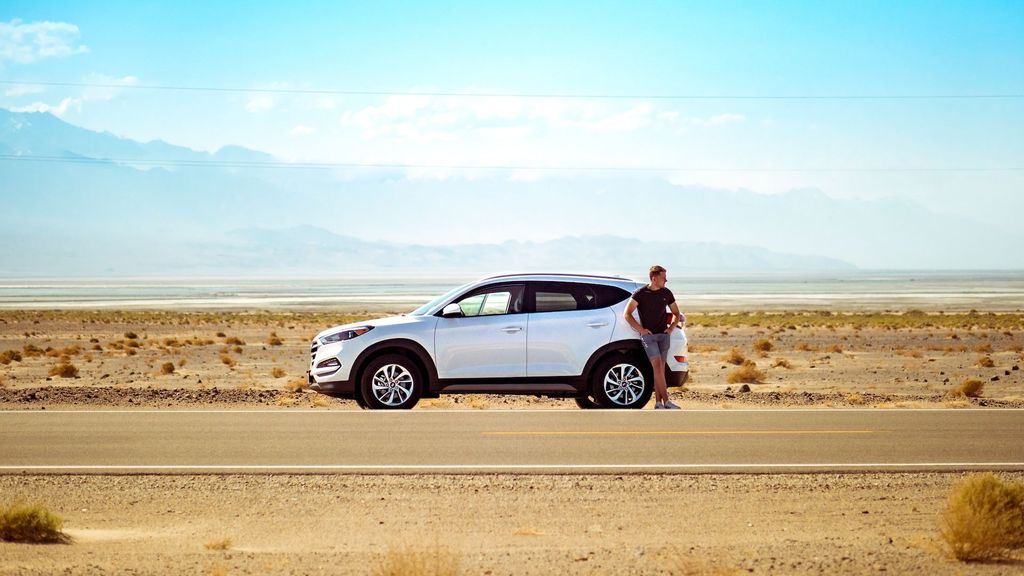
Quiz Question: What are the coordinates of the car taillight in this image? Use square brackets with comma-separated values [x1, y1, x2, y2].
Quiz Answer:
[674, 355, 686, 363]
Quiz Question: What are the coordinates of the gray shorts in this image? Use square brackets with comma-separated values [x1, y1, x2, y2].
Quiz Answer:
[640, 333, 670, 362]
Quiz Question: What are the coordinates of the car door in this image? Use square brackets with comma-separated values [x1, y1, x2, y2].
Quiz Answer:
[525, 281, 615, 377]
[433, 283, 527, 379]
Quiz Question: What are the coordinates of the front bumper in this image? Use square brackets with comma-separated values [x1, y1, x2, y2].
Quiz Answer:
[307, 371, 355, 396]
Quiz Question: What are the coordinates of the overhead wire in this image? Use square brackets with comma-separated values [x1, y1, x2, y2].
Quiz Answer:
[1, 80, 1022, 100]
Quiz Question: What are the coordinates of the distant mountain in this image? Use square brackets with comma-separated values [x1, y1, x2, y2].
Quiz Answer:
[1, 107, 1020, 274]
[0, 225, 854, 276]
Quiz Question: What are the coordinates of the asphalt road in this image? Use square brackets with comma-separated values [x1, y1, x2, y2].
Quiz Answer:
[2, 409, 1023, 474]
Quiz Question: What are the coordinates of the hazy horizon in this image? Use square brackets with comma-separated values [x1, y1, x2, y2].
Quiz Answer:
[1, 1, 1022, 273]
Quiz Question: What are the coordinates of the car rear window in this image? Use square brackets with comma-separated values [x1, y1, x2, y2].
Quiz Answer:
[590, 284, 631, 308]
[530, 282, 630, 312]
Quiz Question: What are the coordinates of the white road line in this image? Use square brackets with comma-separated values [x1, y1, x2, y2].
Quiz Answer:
[2, 408, 1023, 414]
[2, 463, 1023, 471]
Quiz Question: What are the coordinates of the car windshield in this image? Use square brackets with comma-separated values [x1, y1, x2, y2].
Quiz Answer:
[408, 282, 474, 316]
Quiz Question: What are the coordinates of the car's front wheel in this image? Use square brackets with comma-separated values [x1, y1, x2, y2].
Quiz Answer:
[592, 356, 653, 409]
[359, 354, 422, 410]
[574, 396, 601, 410]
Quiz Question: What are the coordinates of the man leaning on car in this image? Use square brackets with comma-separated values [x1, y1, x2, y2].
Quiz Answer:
[623, 265, 684, 409]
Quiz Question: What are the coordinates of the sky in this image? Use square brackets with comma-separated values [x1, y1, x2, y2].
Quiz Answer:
[1, 1, 1022, 258]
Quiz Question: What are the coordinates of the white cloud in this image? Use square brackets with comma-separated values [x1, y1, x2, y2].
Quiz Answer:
[312, 96, 337, 110]
[81, 73, 138, 101]
[339, 96, 662, 141]
[3, 84, 45, 97]
[245, 96, 276, 112]
[706, 113, 745, 126]
[289, 124, 315, 137]
[11, 96, 81, 116]
[0, 19, 88, 65]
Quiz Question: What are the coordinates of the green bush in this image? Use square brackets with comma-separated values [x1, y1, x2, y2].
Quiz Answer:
[0, 501, 67, 543]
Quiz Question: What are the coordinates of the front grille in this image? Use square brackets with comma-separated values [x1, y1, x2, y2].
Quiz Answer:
[310, 340, 319, 363]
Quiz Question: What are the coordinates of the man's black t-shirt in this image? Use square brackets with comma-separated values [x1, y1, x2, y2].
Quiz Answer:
[631, 285, 675, 333]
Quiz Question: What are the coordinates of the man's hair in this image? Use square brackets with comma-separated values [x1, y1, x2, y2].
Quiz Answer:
[649, 265, 666, 279]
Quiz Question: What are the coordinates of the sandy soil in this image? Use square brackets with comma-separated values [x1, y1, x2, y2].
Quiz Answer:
[2, 311, 1023, 575]
[1, 311, 1022, 409]
[2, 473, 1023, 575]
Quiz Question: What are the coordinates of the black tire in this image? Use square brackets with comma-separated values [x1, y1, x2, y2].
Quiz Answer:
[591, 354, 653, 409]
[358, 354, 422, 410]
[353, 391, 370, 410]
[574, 396, 601, 410]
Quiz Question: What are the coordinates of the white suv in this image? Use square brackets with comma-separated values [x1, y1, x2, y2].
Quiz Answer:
[308, 274, 689, 409]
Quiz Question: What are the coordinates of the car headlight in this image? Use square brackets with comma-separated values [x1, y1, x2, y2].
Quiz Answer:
[319, 326, 373, 345]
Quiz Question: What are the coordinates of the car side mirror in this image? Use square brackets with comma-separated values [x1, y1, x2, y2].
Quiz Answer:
[441, 303, 464, 318]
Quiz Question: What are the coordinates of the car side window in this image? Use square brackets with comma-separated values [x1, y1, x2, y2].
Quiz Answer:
[531, 282, 597, 313]
[455, 284, 524, 317]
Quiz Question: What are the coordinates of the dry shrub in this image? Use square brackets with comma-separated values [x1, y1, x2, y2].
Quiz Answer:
[48, 361, 78, 378]
[950, 378, 985, 398]
[224, 336, 245, 346]
[771, 358, 793, 369]
[0, 350, 22, 364]
[976, 356, 995, 368]
[310, 394, 331, 408]
[372, 545, 461, 576]
[178, 358, 187, 367]
[22, 344, 43, 357]
[725, 360, 765, 384]
[275, 396, 298, 407]
[267, 332, 283, 346]
[975, 342, 994, 354]
[124, 331, 138, 340]
[160, 362, 176, 375]
[232, 346, 243, 354]
[826, 344, 844, 354]
[216, 331, 226, 338]
[219, 355, 236, 367]
[940, 473, 1024, 561]
[845, 393, 865, 405]
[0, 501, 67, 543]
[45, 345, 81, 358]
[286, 378, 309, 392]
[125, 348, 137, 356]
[752, 338, 773, 352]
[270, 367, 286, 378]
[209, 563, 228, 576]
[720, 348, 746, 366]
[794, 341, 813, 352]
[204, 537, 232, 551]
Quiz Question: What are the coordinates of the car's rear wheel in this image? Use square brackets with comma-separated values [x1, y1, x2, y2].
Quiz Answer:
[592, 356, 653, 409]
[359, 354, 422, 410]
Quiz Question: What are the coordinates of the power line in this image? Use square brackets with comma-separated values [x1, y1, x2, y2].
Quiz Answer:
[1, 154, 1019, 173]
[2, 80, 1022, 100]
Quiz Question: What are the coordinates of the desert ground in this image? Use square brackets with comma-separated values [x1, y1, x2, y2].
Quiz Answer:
[2, 473, 1024, 575]
[1, 309, 1023, 575]
[1, 310, 1022, 409]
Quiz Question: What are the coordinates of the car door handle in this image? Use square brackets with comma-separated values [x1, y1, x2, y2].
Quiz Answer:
[500, 326, 523, 333]
[585, 321, 609, 328]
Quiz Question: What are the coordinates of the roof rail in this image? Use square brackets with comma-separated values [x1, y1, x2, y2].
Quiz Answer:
[481, 272, 633, 282]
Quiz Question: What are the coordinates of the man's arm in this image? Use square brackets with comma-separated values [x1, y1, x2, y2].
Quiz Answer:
[623, 299, 650, 335]
[665, 301, 685, 333]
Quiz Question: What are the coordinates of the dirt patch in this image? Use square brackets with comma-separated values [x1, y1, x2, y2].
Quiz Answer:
[2, 473, 1023, 574]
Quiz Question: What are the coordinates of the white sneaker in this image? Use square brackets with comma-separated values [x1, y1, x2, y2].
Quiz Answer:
[654, 402, 665, 410]
[664, 401, 681, 410]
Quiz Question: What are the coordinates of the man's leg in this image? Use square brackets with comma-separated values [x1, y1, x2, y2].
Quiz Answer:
[651, 355, 668, 404]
